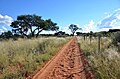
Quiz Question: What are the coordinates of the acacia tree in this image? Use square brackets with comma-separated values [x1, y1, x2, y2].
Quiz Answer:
[69, 24, 81, 36]
[10, 14, 59, 38]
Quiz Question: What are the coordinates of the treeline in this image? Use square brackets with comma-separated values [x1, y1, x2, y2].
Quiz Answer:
[0, 31, 69, 40]
[1, 28, 120, 39]
[0, 14, 75, 40]
[76, 29, 120, 37]
[76, 29, 120, 46]
[0, 14, 120, 40]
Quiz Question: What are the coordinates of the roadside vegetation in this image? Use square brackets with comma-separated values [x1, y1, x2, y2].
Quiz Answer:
[0, 37, 70, 79]
[0, 14, 120, 79]
[78, 32, 120, 79]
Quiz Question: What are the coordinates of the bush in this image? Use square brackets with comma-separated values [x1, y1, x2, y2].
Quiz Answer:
[111, 32, 120, 46]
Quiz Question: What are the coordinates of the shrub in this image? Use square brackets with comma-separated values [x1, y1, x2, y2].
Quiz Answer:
[111, 32, 120, 46]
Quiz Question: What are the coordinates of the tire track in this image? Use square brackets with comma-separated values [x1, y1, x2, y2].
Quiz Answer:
[32, 37, 94, 79]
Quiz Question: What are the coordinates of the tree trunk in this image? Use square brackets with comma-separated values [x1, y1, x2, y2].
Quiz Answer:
[90, 35, 92, 44]
[73, 32, 75, 36]
[84, 35, 85, 40]
[19, 29, 28, 38]
[36, 29, 43, 38]
[98, 35, 101, 53]
[23, 33, 29, 38]
[30, 26, 35, 37]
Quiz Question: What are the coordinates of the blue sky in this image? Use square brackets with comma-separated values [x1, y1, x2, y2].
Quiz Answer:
[0, 0, 120, 34]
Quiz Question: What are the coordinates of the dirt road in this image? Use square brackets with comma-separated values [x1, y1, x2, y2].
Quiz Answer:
[32, 38, 94, 79]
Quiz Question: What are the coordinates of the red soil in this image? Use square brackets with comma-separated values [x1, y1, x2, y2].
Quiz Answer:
[31, 38, 94, 79]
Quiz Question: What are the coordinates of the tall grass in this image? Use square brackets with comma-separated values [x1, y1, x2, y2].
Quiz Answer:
[0, 37, 70, 79]
[78, 36, 120, 79]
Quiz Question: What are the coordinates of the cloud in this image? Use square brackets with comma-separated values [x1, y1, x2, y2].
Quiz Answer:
[0, 29, 4, 33]
[115, 8, 120, 12]
[97, 8, 120, 29]
[40, 30, 56, 34]
[81, 8, 120, 32]
[0, 26, 8, 34]
[0, 14, 13, 26]
[2, 26, 8, 31]
[59, 25, 71, 34]
[83, 20, 96, 32]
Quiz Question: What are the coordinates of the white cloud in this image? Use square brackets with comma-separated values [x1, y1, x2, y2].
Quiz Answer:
[0, 26, 8, 34]
[115, 8, 120, 12]
[104, 12, 108, 15]
[0, 29, 4, 33]
[0, 14, 13, 26]
[98, 28, 110, 32]
[112, 26, 120, 29]
[66, 8, 120, 33]
[40, 30, 56, 34]
[97, 8, 120, 29]
[2, 26, 8, 31]
[60, 25, 71, 34]
[82, 20, 96, 32]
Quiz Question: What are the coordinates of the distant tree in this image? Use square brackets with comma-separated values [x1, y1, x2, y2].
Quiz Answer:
[89, 31, 93, 44]
[108, 29, 120, 33]
[54, 31, 65, 36]
[10, 14, 59, 38]
[69, 24, 82, 36]
[98, 31, 108, 37]
[1, 31, 13, 39]
[111, 32, 120, 46]
[76, 32, 82, 36]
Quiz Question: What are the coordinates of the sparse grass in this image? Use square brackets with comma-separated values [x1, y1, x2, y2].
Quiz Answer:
[0, 37, 70, 79]
[78, 36, 120, 79]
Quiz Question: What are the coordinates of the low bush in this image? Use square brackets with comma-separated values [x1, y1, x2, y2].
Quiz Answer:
[111, 32, 120, 46]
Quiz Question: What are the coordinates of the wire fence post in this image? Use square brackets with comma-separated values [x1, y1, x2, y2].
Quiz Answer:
[98, 35, 101, 53]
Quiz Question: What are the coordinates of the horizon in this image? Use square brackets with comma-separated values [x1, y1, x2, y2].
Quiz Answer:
[0, 0, 120, 34]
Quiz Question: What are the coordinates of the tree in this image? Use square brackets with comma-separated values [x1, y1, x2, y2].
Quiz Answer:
[69, 24, 81, 36]
[0, 31, 13, 39]
[54, 31, 65, 36]
[76, 32, 82, 36]
[89, 31, 93, 44]
[108, 29, 120, 33]
[10, 14, 59, 38]
[111, 32, 120, 46]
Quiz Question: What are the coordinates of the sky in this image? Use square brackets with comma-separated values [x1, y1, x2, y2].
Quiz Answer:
[0, 0, 120, 34]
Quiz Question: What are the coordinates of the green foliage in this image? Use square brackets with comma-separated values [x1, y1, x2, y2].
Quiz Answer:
[111, 32, 120, 46]
[69, 24, 81, 35]
[10, 15, 59, 38]
[54, 31, 65, 36]
[0, 31, 13, 39]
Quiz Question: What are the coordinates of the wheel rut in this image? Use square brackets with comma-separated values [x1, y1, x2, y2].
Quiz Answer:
[31, 37, 94, 79]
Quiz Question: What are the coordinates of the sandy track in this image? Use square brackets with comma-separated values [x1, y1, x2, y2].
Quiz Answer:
[32, 38, 94, 79]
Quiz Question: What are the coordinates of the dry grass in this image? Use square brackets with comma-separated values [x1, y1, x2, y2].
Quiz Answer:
[0, 37, 70, 79]
[78, 36, 120, 79]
